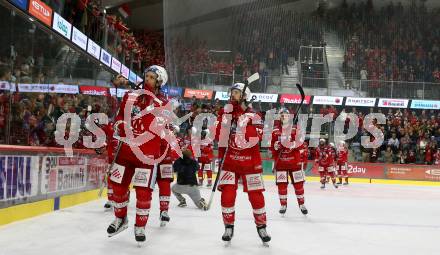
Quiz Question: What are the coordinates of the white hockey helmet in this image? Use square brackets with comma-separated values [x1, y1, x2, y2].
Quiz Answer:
[144, 65, 168, 87]
[230, 82, 251, 101]
[329, 142, 335, 148]
[279, 108, 290, 114]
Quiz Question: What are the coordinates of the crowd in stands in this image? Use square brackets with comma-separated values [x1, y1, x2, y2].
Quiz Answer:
[134, 31, 165, 68]
[232, 9, 323, 75]
[131, 8, 323, 85]
[14, 0, 440, 92]
[0, 65, 118, 146]
[327, 0, 440, 85]
[0, 3, 115, 84]
[139, 93, 440, 165]
[319, 105, 440, 165]
[21, 0, 146, 73]
[0, 89, 117, 147]
[54, 0, 141, 64]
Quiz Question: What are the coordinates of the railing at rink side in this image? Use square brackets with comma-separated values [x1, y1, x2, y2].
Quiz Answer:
[0, 146, 108, 209]
[301, 77, 440, 100]
[348, 79, 440, 100]
[185, 71, 440, 99]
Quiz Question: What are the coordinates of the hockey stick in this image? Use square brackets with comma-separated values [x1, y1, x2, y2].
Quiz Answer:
[273, 83, 305, 175]
[292, 83, 305, 125]
[206, 73, 260, 210]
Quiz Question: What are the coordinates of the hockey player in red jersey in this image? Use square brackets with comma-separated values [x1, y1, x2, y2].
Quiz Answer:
[434, 148, 440, 165]
[325, 142, 337, 183]
[336, 141, 349, 185]
[301, 141, 309, 171]
[315, 139, 338, 189]
[214, 82, 271, 245]
[270, 109, 308, 215]
[197, 130, 214, 187]
[106, 65, 169, 243]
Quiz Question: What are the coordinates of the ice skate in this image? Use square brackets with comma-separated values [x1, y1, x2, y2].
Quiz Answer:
[222, 224, 234, 246]
[299, 204, 308, 215]
[256, 225, 271, 246]
[279, 205, 287, 216]
[107, 217, 128, 237]
[160, 211, 170, 227]
[178, 199, 187, 208]
[134, 225, 146, 245]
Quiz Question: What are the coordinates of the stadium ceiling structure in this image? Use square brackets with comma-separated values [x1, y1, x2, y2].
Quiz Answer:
[102, 0, 440, 31]
[102, 0, 162, 10]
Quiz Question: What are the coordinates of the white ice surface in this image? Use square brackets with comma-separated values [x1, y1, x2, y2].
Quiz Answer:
[0, 181, 439, 255]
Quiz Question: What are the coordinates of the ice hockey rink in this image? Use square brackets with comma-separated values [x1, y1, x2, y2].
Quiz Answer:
[1, 181, 439, 255]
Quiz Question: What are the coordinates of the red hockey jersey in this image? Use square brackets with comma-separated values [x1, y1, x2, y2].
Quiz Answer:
[198, 143, 214, 164]
[270, 124, 304, 170]
[315, 145, 335, 167]
[215, 102, 263, 174]
[337, 148, 348, 165]
[113, 89, 168, 165]
[434, 151, 440, 165]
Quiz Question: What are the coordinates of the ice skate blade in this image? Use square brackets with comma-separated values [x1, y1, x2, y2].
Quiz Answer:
[137, 241, 145, 247]
[262, 242, 270, 247]
[107, 224, 128, 237]
[160, 221, 167, 227]
[224, 241, 231, 247]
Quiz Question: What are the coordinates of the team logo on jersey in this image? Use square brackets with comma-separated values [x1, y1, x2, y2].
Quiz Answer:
[246, 174, 264, 191]
[219, 171, 235, 186]
[119, 89, 187, 165]
[292, 170, 305, 183]
[110, 163, 125, 184]
[133, 168, 152, 187]
[221, 171, 234, 181]
[276, 171, 288, 183]
[112, 170, 121, 179]
[159, 164, 173, 179]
